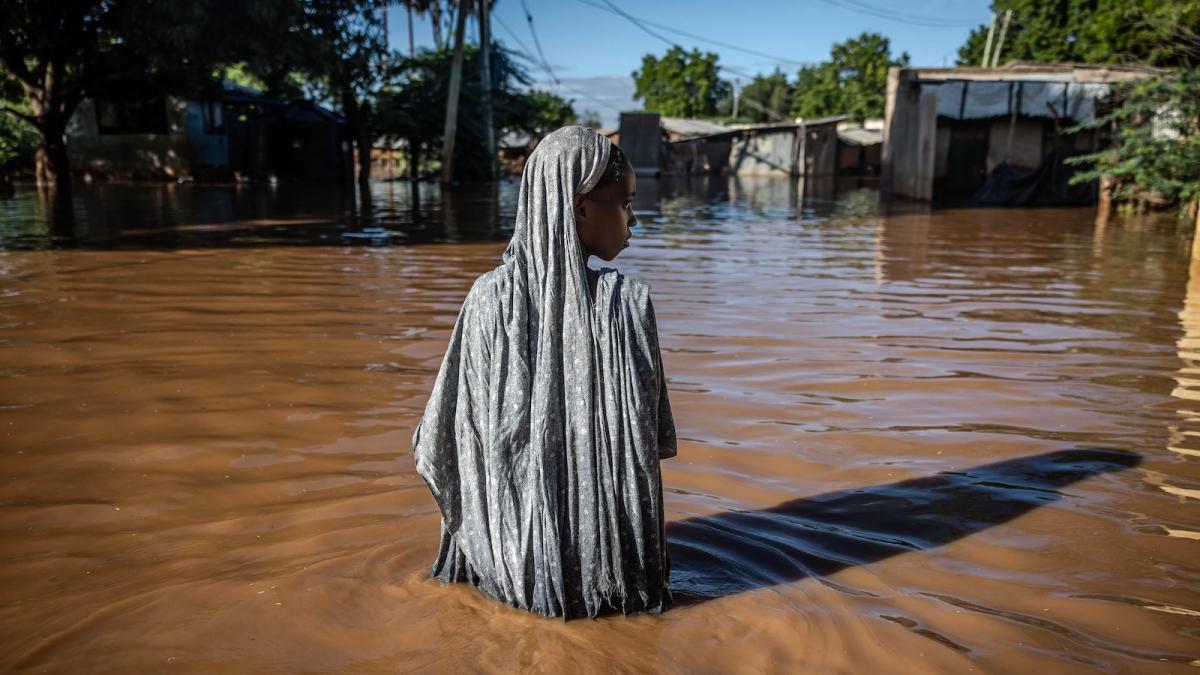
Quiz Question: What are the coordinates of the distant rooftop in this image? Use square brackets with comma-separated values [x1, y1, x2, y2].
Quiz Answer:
[660, 117, 731, 138]
[898, 61, 1165, 84]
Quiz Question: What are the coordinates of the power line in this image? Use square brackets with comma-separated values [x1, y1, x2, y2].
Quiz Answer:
[590, 0, 677, 47]
[495, 11, 625, 114]
[717, 66, 790, 122]
[493, 14, 542, 70]
[575, 0, 817, 68]
[518, 0, 559, 86]
[813, 0, 980, 28]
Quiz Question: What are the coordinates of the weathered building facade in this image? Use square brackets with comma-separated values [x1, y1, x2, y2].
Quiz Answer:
[881, 62, 1159, 204]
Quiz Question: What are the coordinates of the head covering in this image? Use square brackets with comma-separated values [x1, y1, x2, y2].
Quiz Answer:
[412, 125, 632, 617]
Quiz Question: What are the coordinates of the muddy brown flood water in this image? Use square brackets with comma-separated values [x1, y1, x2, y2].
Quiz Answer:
[0, 179, 1197, 673]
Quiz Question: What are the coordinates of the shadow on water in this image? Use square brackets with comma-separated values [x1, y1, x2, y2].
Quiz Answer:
[665, 448, 1141, 608]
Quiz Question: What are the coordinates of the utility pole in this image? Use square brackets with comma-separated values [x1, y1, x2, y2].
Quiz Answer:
[991, 9, 1013, 68]
[981, 13, 997, 67]
[407, 2, 414, 55]
[479, 0, 496, 181]
[441, 0, 470, 183]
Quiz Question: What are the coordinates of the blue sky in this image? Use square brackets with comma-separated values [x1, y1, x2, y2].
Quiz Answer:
[387, 0, 994, 127]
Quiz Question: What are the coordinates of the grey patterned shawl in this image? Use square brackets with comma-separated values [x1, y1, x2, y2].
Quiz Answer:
[412, 125, 676, 619]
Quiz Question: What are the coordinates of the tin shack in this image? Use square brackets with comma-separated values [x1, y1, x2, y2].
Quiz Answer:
[881, 62, 1159, 204]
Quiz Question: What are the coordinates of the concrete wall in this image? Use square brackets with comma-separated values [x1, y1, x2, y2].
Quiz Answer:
[67, 98, 192, 180]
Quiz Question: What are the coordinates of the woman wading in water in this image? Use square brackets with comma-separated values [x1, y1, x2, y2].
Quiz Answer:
[411, 125, 678, 619]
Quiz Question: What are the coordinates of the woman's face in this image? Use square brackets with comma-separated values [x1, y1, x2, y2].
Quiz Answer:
[574, 163, 637, 261]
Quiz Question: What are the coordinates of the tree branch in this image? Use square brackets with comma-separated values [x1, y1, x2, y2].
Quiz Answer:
[0, 50, 39, 90]
[0, 105, 38, 124]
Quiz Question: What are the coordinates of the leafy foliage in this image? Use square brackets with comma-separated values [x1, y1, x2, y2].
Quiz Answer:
[0, 0, 312, 185]
[0, 100, 37, 175]
[791, 32, 909, 122]
[1065, 69, 1200, 214]
[374, 42, 579, 180]
[736, 68, 793, 123]
[632, 46, 730, 118]
[956, 0, 1200, 67]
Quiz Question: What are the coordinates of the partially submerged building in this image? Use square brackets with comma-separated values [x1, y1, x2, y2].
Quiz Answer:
[67, 81, 350, 183]
[617, 112, 846, 178]
[836, 119, 883, 176]
[881, 62, 1159, 204]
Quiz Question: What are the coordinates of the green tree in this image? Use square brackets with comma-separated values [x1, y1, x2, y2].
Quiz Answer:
[632, 46, 730, 118]
[738, 68, 793, 123]
[791, 32, 909, 122]
[790, 63, 841, 120]
[375, 42, 569, 181]
[0, 107, 37, 178]
[0, 0, 259, 191]
[576, 109, 603, 129]
[520, 90, 579, 135]
[296, 0, 393, 188]
[0, 0, 318, 190]
[1066, 69, 1200, 216]
[957, 0, 1200, 67]
[0, 66, 35, 177]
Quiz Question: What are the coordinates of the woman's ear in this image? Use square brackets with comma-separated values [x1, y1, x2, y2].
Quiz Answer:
[573, 193, 587, 219]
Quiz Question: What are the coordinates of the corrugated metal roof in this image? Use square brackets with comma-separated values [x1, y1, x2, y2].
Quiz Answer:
[902, 61, 1163, 84]
[499, 130, 535, 148]
[660, 117, 731, 137]
[727, 115, 848, 131]
[837, 127, 882, 146]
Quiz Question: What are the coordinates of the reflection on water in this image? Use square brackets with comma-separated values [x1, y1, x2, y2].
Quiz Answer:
[0, 181, 511, 250]
[1, 178, 1198, 673]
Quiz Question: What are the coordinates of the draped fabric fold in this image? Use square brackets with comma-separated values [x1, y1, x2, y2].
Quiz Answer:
[411, 125, 677, 619]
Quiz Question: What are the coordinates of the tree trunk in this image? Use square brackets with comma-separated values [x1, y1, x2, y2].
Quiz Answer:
[431, 2, 443, 49]
[342, 91, 372, 188]
[357, 102, 372, 189]
[441, 0, 469, 184]
[22, 64, 76, 194]
[35, 124, 72, 193]
[409, 139, 421, 182]
[478, 0, 495, 181]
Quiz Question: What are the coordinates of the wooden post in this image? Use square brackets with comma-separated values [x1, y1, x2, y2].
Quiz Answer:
[441, 0, 470, 184]
[1005, 82, 1018, 164]
[916, 88, 938, 201]
[795, 121, 807, 177]
[1192, 199, 1200, 262]
[881, 66, 900, 195]
[1096, 174, 1113, 227]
